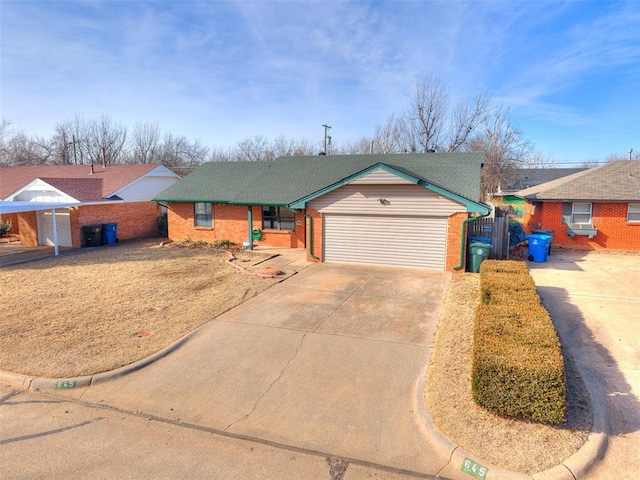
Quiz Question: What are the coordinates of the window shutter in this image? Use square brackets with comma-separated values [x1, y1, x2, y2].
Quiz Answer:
[561, 203, 572, 225]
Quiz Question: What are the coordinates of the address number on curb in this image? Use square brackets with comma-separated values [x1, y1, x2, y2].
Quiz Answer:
[461, 457, 488, 479]
[56, 380, 77, 389]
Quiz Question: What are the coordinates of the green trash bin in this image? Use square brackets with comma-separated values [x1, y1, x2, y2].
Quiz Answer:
[468, 241, 492, 273]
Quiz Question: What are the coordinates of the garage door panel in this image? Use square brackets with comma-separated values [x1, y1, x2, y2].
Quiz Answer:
[37, 210, 72, 247]
[324, 214, 447, 270]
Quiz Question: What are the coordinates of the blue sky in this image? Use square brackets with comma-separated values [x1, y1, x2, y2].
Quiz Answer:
[2, 0, 639, 164]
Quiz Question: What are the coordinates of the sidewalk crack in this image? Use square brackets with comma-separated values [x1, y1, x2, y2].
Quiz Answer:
[225, 332, 308, 431]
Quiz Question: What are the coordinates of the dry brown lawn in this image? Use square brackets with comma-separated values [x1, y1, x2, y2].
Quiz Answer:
[0, 239, 281, 377]
[424, 274, 592, 475]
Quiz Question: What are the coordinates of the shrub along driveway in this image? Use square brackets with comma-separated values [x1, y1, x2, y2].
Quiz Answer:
[55, 263, 452, 477]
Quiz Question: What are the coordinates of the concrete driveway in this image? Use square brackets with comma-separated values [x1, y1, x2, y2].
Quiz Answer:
[53, 263, 451, 477]
[528, 252, 640, 479]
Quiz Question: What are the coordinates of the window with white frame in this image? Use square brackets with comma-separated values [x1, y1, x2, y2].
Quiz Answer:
[194, 203, 212, 227]
[628, 203, 640, 223]
[571, 203, 592, 225]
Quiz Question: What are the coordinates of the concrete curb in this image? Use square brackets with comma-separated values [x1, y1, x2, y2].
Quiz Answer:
[414, 368, 608, 480]
[0, 325, 205, 392]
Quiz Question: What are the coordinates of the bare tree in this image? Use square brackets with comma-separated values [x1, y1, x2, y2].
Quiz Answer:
[0, 132, 54, 165]
[236, 135, 271, 162]
[524, 150, 556, 168]
[130, 122, 160, 164]
[210, 145, 235, 162]
[403, 75, 449, 152]
[158, 133, 209, 173]
[470, 105, 533, 200]
[446, 91, 491, 152]
[85, 115, 128, 166]
[372, 114, 405, 154]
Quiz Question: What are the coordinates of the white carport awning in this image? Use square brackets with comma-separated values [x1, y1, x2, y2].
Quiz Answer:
[0, 201, 79, 214]
[0, 201, 79, 255]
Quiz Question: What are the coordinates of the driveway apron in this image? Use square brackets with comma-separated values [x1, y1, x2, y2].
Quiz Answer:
[529, 253, 640, 479]
[76, 263, 451, 475]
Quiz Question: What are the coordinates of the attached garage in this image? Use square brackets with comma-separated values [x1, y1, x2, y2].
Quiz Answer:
[37, 209, 72, 247]
[307, 169, 468, 270]
[323, 214, 447, 269]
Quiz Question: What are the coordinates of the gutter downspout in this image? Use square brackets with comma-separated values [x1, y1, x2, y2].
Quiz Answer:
[289, 207, 319, 260]
[453, 209, 491, 271]
[247, 206, 253, 251]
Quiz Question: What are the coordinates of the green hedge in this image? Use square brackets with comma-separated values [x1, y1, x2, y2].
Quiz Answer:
[472, 260, 566, 423]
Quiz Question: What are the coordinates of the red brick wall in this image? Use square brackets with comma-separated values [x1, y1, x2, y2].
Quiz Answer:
[167, 203, 305, 248]
[304, 208, 322, 262]
[17, 211, 38, 246]
[523, 200, 640, 250]
[446, 212, 468, 272]
[72, 202, 161, 248]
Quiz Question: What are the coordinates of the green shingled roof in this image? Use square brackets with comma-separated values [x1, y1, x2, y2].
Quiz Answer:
[154, 153, 486, 208]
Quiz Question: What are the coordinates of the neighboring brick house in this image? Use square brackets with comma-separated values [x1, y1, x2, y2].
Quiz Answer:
[0, 164, 180, 249]
[154, 153, 490, 271]
[518, 160, 640, 250]
[492, 168, 587, 220]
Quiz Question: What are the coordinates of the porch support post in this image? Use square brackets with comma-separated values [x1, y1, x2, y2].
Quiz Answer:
[247, 205, 253, 250]
[51, 208, 59, 256]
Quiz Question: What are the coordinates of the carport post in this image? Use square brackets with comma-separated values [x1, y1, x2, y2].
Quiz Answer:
[247, 205, 253, 250]
[51, 208, 59, 256]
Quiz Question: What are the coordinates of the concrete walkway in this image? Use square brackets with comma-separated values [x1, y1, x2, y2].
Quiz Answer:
[41, 263, 453, 477]
[528, 252, 640, 479]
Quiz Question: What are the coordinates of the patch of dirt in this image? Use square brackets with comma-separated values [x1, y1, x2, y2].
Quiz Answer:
[0, 239, 281, 378]
[424, 274, 592, 475]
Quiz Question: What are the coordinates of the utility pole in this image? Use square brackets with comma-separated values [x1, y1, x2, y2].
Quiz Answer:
[629, 148, 633, 161]
[322, 124, 332, 154]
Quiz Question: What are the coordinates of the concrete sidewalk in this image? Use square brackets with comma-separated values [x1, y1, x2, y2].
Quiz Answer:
[528, 252, 640, 480]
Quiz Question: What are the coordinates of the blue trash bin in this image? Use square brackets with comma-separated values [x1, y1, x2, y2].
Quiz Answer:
[102, 223, 118, 245]
[531, 229, 555, 255]
[526, 234, 552, 262]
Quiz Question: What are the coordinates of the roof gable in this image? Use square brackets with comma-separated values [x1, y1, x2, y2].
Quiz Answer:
[517, 161, 640, 201]
[0, 164, 167, 200]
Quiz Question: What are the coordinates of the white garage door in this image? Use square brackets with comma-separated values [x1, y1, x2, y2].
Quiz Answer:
[37, 210, 72, 247]
[323, 214, 448, 269]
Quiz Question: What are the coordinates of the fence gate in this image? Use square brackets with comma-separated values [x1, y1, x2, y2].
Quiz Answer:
[467, 216, 509, 260]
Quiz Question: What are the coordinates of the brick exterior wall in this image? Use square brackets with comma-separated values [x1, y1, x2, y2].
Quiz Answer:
[523, 200, 640, 250]
[16, 202, 161, 248]
[307, 208, 323, 263]
[446, 212, 468, 272]
[167, 203, 306, 248]
[17, 211, 38, 245]
[167, 203, 473, 270]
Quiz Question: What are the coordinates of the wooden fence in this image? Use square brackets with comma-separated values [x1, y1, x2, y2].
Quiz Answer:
[467, 216, 509, 260]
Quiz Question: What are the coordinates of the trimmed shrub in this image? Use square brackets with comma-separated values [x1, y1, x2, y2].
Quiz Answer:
[213, 239, 235, 249]
[479, 259, 529, 274]
[472, 261, 566, 424]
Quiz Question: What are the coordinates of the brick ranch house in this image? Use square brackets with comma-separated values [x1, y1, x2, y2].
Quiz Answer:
[0, 164, 180, 249]
[154, 153, 491, 271]
[518, 160, 640, 250]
